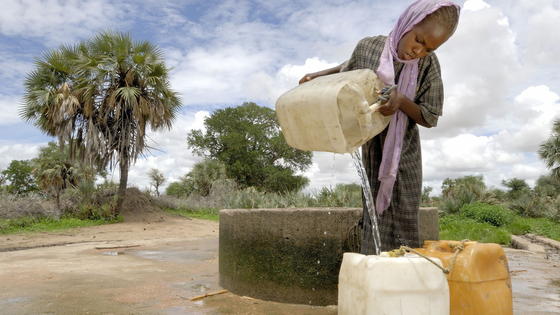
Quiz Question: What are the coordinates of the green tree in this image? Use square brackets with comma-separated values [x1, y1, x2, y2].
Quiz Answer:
[187, 102, 312, 193]
[501, 177, 530, 200]
[32, 142, 80, 210]
[165, 159, 228, 197]
[421, 186, 433, 205]
[539, 119, 560, 178]
[166, 181, 193, 198]
[22, 32, 181, 216]
[535, 174, 560, 197]
[148, 168, 165, 197]
[1, 160, 38, 195]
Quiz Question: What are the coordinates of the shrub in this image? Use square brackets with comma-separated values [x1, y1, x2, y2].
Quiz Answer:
[440, 176, 486, 213]
[509, 192, 552, 218]
[313, 184, 362, 208]
[460, 202, 513, 227]
[0, 192, 59, 220]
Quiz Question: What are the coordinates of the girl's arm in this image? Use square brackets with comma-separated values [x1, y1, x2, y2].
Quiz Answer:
[378, 89, 431, 128]
[298, 63, 345, 84]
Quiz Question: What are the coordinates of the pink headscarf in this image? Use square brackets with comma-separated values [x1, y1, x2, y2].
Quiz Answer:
[375, 0, 460, 214]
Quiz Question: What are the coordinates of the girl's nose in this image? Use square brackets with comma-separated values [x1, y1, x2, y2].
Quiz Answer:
[412, 46, 423, 56]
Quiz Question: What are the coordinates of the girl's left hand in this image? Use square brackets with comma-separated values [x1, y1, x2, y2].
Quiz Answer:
[378, 88, 401, 116]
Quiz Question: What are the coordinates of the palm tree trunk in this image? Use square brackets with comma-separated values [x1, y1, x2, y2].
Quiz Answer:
[115, 157, 129, 217]
[56, 190, 61, 212]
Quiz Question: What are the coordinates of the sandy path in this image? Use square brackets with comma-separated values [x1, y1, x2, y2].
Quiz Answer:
[0, 214, 334, 314]
[1, 213, 217, 252]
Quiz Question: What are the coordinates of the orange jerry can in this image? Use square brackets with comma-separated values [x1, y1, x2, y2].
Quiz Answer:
[414, 240, 513, 315]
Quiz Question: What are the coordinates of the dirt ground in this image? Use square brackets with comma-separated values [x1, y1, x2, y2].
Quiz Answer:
[1, 212, 559, 315]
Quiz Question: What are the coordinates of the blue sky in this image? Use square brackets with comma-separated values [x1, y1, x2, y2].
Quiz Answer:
[1, 0, 559, 194]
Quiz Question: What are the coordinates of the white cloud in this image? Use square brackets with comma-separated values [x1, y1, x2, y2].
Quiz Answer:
[0, 0, 129, 44]
[494, 85, 559, 153]
[0, 95, 23, 126]
[428, 0, 521, 137]
[0, 55, 33, 91]
[463, 0, 490, 11]
[0, 142, 43, 170]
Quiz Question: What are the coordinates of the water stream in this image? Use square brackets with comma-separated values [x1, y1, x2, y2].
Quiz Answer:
[351, 149, 382, 255]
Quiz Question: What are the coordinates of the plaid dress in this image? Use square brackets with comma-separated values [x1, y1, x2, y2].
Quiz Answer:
[342, 36, 444, 252]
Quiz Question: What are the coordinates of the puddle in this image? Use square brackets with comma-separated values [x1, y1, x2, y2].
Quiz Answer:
[128, 238, 217, 264]
[0, 297, 31, 305]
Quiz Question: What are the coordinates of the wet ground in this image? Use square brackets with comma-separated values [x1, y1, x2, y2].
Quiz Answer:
[0, 217, 559, 314]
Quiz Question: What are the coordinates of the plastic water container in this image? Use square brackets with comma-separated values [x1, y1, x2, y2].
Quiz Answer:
[338, 252, 450, 315]
[275, 69, 391, 153]
[414, 241, 513, 315]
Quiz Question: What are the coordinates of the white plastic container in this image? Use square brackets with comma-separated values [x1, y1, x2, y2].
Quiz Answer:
[275, 69, 391, 154]
[338, 252, 450, 315]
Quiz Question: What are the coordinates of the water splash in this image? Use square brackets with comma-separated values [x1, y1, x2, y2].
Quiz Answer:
[351, 149, 382, 255]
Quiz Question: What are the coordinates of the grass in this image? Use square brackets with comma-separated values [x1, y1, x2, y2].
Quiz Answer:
[439, 210, 560, 244]
[439, 214, 512, 245]
[165, 207, 220, 221]
[0, 216, 121, 235]
[513, 217, 560, 241]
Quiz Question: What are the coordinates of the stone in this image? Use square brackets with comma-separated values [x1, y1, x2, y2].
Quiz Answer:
[418, 207, 439, 245]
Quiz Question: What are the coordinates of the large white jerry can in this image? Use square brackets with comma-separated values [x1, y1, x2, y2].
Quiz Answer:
[338, 252, 450, 315]
[275, 69, 391, 154]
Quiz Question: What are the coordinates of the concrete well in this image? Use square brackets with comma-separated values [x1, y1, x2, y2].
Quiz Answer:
[219, 207, 439, 306]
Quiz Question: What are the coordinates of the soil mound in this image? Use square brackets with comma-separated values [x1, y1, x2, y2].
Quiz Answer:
[120, 187, 168, 223]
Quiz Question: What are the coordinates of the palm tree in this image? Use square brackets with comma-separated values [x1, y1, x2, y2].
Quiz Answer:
[33, 142, 80, 210]
[539, 119, 560, 179]
[22, 32, 181, 216]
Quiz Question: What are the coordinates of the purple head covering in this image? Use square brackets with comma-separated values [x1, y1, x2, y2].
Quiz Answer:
[375, 0, 460, 214]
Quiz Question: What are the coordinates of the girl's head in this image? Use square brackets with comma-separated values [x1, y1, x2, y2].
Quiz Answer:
[396, 4, 460, 60]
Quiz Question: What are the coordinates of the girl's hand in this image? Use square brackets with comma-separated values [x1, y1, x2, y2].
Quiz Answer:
[298, 63, 345, 85]
[378, 88, 401, 116]
[299, 72, 321, 84]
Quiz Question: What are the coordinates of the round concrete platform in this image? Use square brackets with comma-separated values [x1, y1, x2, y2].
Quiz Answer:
[219, 207, 439, 306]
[219, 208, 361, 306]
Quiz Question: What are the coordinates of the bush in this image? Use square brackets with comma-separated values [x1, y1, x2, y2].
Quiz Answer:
[460, 202, 513, 227]
[313, 184, 362, 208]
[440, 176, 487, 213]
[0, 192, 59, 220]
[509, 192, 553, 218]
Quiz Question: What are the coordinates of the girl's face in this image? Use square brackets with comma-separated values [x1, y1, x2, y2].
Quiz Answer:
[397, 21, 451, 60]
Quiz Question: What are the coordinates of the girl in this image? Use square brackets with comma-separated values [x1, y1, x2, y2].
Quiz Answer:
[300, 0, 460, 253]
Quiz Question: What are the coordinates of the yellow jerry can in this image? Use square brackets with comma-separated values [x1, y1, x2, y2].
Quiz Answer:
[414, 240, 513, 315]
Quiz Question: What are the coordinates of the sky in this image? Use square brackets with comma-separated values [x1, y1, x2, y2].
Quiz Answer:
[0, 0, 558, 195]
